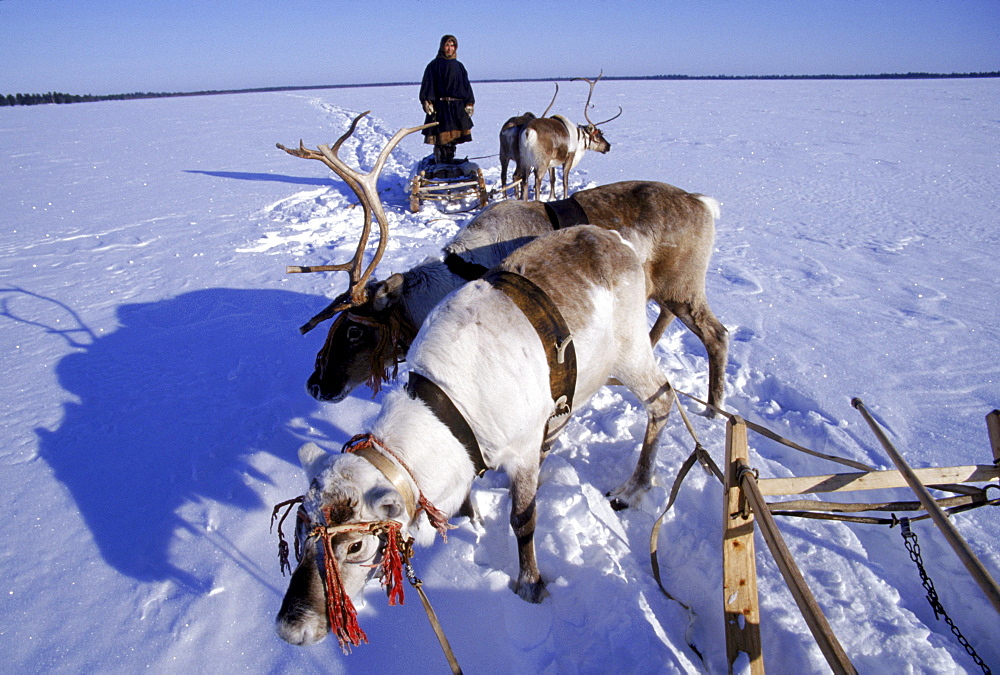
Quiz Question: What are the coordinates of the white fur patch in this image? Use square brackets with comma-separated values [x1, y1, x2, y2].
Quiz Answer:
[697, 194, 721, 221]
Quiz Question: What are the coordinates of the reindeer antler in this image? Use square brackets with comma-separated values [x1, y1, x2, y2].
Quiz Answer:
[277, 111, 435, 334]
[572, 71, 623, 127]
[541, 82, 559, 118]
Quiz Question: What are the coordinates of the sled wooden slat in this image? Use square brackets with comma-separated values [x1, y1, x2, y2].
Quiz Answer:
[420, 193, 474, 201]
[722, 416, 764, 674]
[418, 179, 482, 190]
[757, 464, 1000, 496]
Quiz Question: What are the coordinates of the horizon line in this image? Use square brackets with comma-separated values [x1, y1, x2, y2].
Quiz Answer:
[3, 71, 998, 105]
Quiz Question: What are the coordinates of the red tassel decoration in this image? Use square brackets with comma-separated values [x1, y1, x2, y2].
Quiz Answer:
[381, 523, 406, 606]
[318, 517, 368, 652]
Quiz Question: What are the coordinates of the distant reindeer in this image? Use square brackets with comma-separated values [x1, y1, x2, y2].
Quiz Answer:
[274, 223, 679, 648]
[519, 73, 622, 200]
[498, 83, 559, 197]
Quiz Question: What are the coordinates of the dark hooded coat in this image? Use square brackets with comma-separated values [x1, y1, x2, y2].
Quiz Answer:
[419, 35, 474, 146]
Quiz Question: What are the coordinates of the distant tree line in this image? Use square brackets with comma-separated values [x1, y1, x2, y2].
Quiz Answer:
[3, 72, 998, 107]
[621, 71, 1000, 82]
[1, 91, 178, 106]
[0, 83, 415, 107]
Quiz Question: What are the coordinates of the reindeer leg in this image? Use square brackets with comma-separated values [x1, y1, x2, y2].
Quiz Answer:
[459, 489, 478, 522]
[648, 302, 676, 345]
[509, 462, 546, 603]
[667, 300, 729, 415]
[608, 380, 674, 510]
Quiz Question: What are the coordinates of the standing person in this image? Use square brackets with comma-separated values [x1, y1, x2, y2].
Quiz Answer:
[419, 34, 474, 164]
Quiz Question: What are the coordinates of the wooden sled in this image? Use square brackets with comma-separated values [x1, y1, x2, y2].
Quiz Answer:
[409, 155, 488, 213]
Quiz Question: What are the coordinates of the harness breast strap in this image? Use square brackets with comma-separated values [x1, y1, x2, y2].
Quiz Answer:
[484, 270, 578, 440]
[407, 371, 490, 476]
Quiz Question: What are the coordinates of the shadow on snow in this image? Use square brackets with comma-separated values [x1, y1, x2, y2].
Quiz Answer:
[31, 287, 346, 588]
[184, 169, 333, 187]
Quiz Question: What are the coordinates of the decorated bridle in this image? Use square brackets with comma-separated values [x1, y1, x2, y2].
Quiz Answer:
[271, 496, 409, 651]
[270, 434, 453, 652]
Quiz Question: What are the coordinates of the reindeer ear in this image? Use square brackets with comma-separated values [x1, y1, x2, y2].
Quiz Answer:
[368, 488, 406, 521]
[372, 273, 405, 311]
[298, 442, 330, 480]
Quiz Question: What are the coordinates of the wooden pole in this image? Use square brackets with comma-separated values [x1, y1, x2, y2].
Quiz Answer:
[853, 399, 1000, 615]
[987, 410, 1000, 465]
[737, 461, 858, 674]
[722, 416, 764, 674]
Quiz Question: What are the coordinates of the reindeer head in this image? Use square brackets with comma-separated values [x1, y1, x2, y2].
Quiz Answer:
[304, 274, 415, 402]
[573, 72, 621, 155]
[278, 112, 432, 403]
[580, 125, 612, 153]
[274, 442, 410, 648]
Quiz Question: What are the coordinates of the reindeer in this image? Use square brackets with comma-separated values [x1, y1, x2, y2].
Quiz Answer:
[274, 223, 678, 647]
[291, 186, 727, 415]
[519, 73, 622, 200]
[498, 83, 559, 197]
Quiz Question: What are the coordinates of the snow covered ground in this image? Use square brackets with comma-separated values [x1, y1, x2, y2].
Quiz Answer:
[1, 78, 998, 673]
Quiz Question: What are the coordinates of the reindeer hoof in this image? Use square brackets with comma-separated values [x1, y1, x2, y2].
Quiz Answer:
[514, 578, 548, 604]
[608, 496, 629, 511]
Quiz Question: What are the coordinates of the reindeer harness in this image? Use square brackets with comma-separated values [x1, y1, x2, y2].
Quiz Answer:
[543, 195, 589, 231]
[404, 267, 579, 477]
[485, 270, 578, 441]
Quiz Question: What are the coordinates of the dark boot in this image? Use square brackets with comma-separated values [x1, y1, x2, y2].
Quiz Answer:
[441, 144, 456, 164]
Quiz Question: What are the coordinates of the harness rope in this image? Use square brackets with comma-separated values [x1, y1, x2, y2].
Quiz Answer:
[343, 433, 455, 538]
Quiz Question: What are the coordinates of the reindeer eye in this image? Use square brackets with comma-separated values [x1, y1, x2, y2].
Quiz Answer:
[346, 326, 364, 342]
[347, 541, 363, 555]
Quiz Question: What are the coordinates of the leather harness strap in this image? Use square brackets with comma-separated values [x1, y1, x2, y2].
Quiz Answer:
[443, 252, 489, 281]
[543, 195, 589, 231]
[484, 270, 577, 439]
[404, 269, 579, 475]
[407, 371, 489, 476]
[350, 444, 419, 520]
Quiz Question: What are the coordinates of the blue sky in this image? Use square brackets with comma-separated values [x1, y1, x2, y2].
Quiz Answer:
[2, 0, 998, 95]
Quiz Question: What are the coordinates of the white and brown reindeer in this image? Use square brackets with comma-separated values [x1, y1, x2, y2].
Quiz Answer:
[518, 72, 622, 201]
[272, 116, 717, 649]
[498, 83, 559, 197]
[274, 221, 678, 648]
[292, 182, 727, 415]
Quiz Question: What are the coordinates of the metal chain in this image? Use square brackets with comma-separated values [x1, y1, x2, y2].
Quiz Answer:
[898, 518, 992, 674]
